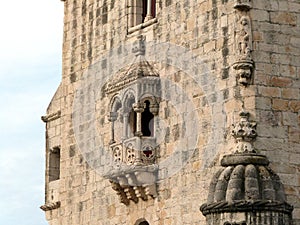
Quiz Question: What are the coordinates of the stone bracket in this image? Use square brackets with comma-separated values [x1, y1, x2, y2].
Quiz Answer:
[108, 166, 158, 205]
[41, 110, 61, 123]
[40, 201, 61, 211]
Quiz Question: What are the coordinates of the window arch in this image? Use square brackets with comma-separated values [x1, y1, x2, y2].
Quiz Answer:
[134, 219, 150, 225]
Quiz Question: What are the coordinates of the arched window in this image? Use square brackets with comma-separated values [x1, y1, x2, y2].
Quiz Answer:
[128, 0, 156, 28]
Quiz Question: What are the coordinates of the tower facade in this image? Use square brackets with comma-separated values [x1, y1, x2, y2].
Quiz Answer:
[41, 0, 300, 224]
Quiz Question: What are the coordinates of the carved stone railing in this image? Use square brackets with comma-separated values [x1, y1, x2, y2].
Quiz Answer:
[106, 137, 158, 205]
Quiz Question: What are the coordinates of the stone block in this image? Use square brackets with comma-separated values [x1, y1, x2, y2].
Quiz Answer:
[272, 98, 290, 111]
[258, 86, 280, 97]
[270, 12, 297, 26]
[272, 70, 294, 87]
[290, 100, 300, 112]
[282, 88, 299, 100]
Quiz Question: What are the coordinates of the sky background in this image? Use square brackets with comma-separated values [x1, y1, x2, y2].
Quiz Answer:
[0, 1, 64, 224]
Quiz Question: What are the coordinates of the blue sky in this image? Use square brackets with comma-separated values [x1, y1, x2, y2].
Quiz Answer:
[0, 1, 64, 224]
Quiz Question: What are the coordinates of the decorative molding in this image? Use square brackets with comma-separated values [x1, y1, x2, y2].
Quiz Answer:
[231, 111, 257, 153]
[41, 110, 61, 123]
[40, 201, 61, 211]
[200, 200, 293, 216]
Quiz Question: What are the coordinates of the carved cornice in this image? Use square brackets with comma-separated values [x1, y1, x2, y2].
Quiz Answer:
[104, 60, 159, 95]
[40, 201, 61, 211]
[41, 110, 61, 123]
[200, 200, 293, 216]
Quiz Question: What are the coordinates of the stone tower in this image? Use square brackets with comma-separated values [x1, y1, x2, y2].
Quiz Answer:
[41, 0, 300, 224]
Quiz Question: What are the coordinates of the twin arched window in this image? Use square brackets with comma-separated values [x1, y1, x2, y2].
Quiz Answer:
[109, 94, 157, 145]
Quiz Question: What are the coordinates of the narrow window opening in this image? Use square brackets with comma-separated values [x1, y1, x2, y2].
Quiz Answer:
[142, 0, 147, 22]
[49, 146, 60, 182]
[151, 0, 156, 18]
[141, 100, 154, 136]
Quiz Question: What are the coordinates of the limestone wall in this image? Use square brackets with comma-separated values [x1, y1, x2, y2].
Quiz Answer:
[42, 0, 300, 224]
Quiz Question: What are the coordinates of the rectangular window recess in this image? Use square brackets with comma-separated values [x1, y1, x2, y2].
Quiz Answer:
[49, 146, 61, 182]
[128, 18, 158, 35]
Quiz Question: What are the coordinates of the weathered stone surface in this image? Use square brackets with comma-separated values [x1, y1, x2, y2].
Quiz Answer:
[41, 0, 300, 224]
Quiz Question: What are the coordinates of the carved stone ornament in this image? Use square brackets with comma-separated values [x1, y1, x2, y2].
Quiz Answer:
[103, 35, 160, 205]
[132, 35, 146, 56]
[106, 163, 158, 205]
[200, 110, 294, 225]
[40, 201, 61, 211]
[233, 5, 254, 86]
[231, 111, 257, 153]
[234, 0, 252, 11]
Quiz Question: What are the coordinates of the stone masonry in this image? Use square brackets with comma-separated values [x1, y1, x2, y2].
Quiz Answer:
[41, 0, 300, 224]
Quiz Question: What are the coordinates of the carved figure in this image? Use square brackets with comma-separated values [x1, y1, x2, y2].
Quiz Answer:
[238, 16, 251, 60]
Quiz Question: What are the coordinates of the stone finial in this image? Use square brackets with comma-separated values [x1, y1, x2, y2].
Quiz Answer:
[231, 111, 257, 153]
[132, 35, 146, 56]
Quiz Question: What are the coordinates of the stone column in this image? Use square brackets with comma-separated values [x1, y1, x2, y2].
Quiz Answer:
[122, 112, 129, 141]
[144, 0, 153, 22]
[133, 102, 144, 165]
[108, 112, 118, 144]
[150, 103, 159, 137]
[133, 102, 144, 137]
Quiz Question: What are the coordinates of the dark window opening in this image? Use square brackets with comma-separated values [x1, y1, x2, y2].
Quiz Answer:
[139, 222, 149, 225]
[151, 0, 156, 18]
[142, 0, 147, 22]
[49, 146, 60, 182]
[141, 100, 154, 136]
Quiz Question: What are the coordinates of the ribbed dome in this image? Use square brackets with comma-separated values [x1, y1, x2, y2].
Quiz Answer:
[201, 153, 293, 216]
